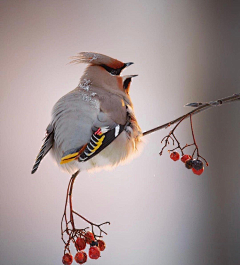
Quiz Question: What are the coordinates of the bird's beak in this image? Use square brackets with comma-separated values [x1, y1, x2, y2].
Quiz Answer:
[122, 74, 138, 81]
[124, 62, 134, 68]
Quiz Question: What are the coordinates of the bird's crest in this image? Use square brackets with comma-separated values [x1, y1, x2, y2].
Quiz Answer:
[70, 52, 126, 70]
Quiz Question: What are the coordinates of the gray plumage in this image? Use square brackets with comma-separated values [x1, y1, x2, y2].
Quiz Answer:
[31, 52, 142, 175]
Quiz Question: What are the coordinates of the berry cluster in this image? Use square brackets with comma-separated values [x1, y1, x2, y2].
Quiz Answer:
[61, 172, 109, 264]
[160, 114, 208, 174]
[62, 231, 106, 264]
[170, 152, 204, 175]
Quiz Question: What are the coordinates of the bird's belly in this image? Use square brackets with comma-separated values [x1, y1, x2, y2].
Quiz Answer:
[52, 129, 142, 174]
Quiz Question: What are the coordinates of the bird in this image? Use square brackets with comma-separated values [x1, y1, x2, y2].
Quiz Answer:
[31, 52, 142, 175]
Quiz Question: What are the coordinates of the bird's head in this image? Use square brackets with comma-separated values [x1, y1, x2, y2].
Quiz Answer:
[73, 52, 137, 98]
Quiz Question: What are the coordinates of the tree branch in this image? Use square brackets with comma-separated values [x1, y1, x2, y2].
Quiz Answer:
[143, 93, 240, 137]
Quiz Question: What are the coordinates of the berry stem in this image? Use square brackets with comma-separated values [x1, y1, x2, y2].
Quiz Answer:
[61, 170, 110, 253]
[190, 115, 198, 154]
[159, 116, 186, 156]
[69, 172, 79, 230]
[189, 114, 209, 166]
[72, 210, 110, 236]
[189, 114, 199, 157]
[159, 112, 209, 168]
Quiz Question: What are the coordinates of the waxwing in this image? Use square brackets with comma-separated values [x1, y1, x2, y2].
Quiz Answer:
[31, 52, 142, 174]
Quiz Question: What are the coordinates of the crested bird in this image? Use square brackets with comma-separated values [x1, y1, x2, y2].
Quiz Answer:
[31, 52, 142, 175]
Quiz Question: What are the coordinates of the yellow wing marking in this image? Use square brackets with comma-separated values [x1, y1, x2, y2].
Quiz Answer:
[87, 135, 105, 155]
[60, 152, 79, 164]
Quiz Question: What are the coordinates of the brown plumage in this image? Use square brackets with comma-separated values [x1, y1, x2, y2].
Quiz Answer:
[31, 52, 142, 174]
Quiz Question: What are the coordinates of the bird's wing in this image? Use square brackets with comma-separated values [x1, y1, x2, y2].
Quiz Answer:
[60, 109, 127, 165]
[90, 87, 128, 125]
[78, 123, 125, 162]
[31, 124, 54, 174]
[54, 89, 128, 165]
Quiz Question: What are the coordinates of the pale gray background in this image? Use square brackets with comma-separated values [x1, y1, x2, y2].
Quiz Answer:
[0, 1, 240, 265]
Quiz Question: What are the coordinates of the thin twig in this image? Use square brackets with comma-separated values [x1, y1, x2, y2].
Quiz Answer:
[189, 114, 209, 166]
[143, 93, 240, 136]
[159, 116, 186, 156]
[61, 169, 110, 253]
[72, 210, 110, 236]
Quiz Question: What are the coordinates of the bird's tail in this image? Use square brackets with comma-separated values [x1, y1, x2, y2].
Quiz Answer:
[31, 124, 54, 174]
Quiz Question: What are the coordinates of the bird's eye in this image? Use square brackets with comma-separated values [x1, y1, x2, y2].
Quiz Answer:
[101, 64, 123, 76]
[110, 69, 118, 75]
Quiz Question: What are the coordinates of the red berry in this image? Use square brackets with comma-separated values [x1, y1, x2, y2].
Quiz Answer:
[170, 151, 180, 161]
[62, 253, 73, 265]
[75, 251, 87, 264]
[75, 237, 86, 251]
[89, 246, 101, 259]
[97, 239, 106, 251]
[181, 154, 192, 163]
[85, 231, 95, 244]
[192, 167, 204, 175]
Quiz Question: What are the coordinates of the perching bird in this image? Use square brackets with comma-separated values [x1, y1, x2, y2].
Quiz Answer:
[31, 52, 142, 175]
